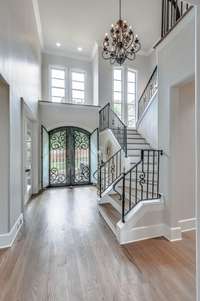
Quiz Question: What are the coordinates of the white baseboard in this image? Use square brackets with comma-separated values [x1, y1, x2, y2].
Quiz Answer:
[179, 218, 196, 232]
[163, 224, 182, 241]
[0, 214, 23, 249]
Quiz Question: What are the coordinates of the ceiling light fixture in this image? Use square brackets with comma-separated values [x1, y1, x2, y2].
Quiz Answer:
[78, 47, 83, 52]
[56, 42, 61, 47]
[102, 0, 141, 65]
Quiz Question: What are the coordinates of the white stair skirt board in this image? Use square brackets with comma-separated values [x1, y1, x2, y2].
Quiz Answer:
[116, 199, 164, 244]
[0, 214, 23, 249]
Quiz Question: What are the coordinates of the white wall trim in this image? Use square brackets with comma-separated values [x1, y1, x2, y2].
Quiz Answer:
[0, 214, 23, 249]
[163, 224, 182, 241]
[179, 217, 196, 232]
[32, 0, 44, 49]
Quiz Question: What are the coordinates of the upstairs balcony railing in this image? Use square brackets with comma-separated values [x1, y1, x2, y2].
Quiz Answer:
[138, 67, 158, 121]
[99, 103, 127, 157]
[161, 0, 193, 40]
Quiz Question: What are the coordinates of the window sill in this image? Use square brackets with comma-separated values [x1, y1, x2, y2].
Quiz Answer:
[39, 100, 101, 109]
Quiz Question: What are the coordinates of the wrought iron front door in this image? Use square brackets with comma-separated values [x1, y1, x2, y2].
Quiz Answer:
[49, 127, 90, 186]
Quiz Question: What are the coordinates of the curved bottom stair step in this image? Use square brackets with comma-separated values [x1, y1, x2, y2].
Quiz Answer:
[98, 203, 120, 235]
[109, 193, 136, 212]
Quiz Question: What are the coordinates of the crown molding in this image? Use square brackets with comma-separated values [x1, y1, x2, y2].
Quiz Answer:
[32, 0, 44, 50]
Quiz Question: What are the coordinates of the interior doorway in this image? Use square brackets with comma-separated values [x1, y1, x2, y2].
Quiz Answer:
[170, 79, 195, 226]
[49, 127, 91, 186]
[24, 119, 33, 204]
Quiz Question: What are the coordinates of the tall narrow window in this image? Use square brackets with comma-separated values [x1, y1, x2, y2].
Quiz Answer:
[113, 68, 123, 119]
[50, 67, 66, 103]
[127, 69, 136, 127]
[71, 71, 85, 104]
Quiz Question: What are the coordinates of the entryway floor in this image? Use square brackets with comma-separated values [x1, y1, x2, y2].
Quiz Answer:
[0, 187, 195, 301]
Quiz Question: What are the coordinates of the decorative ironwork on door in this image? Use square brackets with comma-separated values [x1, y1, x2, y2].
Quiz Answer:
[49, 127, 90, 186]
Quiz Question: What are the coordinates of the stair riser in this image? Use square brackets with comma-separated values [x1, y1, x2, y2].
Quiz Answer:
[127, 149, 141, 156]
[127, 138, 146, 144]
[127, 143, 151, 149]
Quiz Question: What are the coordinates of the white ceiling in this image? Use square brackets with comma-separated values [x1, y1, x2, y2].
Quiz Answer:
[37, 0, 162, 59]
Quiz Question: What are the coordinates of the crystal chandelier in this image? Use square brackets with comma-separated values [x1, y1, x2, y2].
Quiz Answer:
[102, 0, 141, 65]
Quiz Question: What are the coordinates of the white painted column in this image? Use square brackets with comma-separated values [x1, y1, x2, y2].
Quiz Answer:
[195, 4, 200, 301]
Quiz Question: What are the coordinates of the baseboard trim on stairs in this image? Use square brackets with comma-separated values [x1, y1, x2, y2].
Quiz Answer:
[0, 214, 23, 249]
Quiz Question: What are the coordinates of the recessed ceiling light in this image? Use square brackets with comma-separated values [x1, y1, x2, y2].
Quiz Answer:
[56, 42, 61, 47]
[78, 47, 83, 52]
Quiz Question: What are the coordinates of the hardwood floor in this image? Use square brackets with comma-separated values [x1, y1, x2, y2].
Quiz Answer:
[0, 187, 196, 301]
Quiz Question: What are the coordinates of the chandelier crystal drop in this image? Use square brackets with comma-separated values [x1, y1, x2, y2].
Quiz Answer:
[102, 0, 141, 65]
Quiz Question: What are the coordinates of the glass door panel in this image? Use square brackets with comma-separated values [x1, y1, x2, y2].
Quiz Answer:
[73, 129, 90, 185]
[49, 129, 68, 186]
[49, 127, 90, 186]
[42, 126, 49, 188]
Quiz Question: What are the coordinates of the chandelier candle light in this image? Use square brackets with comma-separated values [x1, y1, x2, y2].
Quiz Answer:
[102, 0, 141, 65]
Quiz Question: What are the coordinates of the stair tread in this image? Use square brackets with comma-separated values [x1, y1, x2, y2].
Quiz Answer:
[99, 203, 120, 225]
[109, 193, 133, 209]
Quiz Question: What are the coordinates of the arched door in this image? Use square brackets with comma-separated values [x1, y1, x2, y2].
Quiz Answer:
[49, 127, 90, 186]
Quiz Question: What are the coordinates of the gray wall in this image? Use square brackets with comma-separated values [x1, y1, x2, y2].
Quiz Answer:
[157, 10, 195, 227]
[0, 80, 10, 233]
[42, 53, 93, 104]
[0, 0, 41, 232]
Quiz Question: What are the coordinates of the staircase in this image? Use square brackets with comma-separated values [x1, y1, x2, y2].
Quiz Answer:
[126, 128, 151, 166]
[97, 103, 163, 244]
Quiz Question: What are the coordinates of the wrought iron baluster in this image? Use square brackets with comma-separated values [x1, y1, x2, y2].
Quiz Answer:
[181, 1, 183, 15]
[171, 0, 173, 29]
[122, 173, 125, 223]
[161, 0, 165, 37]
[147, 150, 150, 199]
[135, 166, 138, 204]
[116, 151, 119, 178]
[129, 171, 132, 211]
[152, 150, 155, 198]
[166, 0, 169, 33]
[111, 157, 114, 183]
